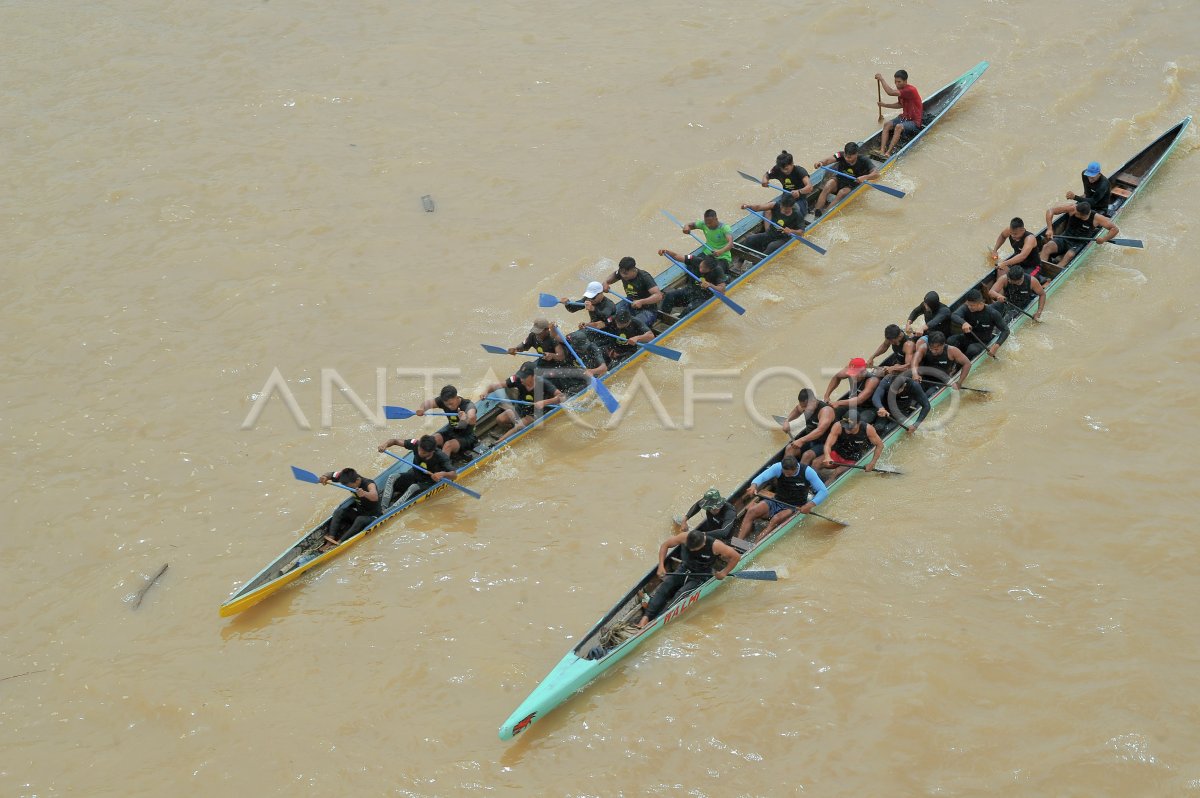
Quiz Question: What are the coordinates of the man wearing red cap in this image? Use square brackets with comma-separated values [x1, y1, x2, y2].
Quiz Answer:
[823, 357, 881, 418]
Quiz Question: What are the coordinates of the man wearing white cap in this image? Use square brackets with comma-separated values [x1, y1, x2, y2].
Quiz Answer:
[559, 280, 616, 346]
[1067, 161, 1111, 213]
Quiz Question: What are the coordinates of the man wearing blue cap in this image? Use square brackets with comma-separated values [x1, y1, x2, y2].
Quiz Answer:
[1067, 161, 1111, 213]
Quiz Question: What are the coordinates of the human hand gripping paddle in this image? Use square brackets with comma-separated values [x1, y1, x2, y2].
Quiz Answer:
[960, 324, 999, 360]
[378, 449, 482, 500]
[823, 167, 906, 199]
[554, 326, 620, 413]
[660, 208, 768, 262]
[739, 206, 827, 256]
[657, 251, 747, 316]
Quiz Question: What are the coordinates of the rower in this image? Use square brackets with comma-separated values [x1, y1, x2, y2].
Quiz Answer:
[949, 289, 1009, 359]
[1039, 200, 1119, 268]
[376, 434, 458, 508]
[783, 388, 839, 462]
[823, 357, 881, 417]
[867, 323, 916, 374]
[318, 468, 381, 545]
[763, 149, 814, 201]
[561, 280, 617, 344]
[871, 372, 929, 432]
[509, 318, 566, 369]
[739, 193, 806, 259]
[989, 217, 1042, 279]
[602, 256, 662, 327]
[479, 361, 565, 435]
[989, 264, 1047, 322]
[818, 414, 884, 480]
[736, 455, 829, 541]
[1067, 161, 1112, 213]
[408, 384, 478, 457]
[680, 209, 735, 269]
[654, 253, 728, 316]
[905, 290, 954, 338]
[911, 331, 972, 392]
[876, 69, 923, 157]
[812, 142, 880, 217]
[637, 527, 741, 628]
[545, 329, 608, 396]
[677, 488, 738, 542]
[602, 304, 654, 363]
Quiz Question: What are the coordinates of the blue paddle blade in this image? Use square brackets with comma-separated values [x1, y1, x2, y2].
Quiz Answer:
[660, 208, 687, 229]
[481, 343, 508, 355]
[731, 570, 777, 581]
[867, 181, 905, 198]
[590, 376, 620, 413]
[440, 479, 482, 500]
[384, 406, 416, 420]
[640, 341, 684, 361]
[291, 466, 321, 484]
[792, 235, 827, 256]
[738, 169, 790, 194]
[538, 292, 560, 308]
[710, 289, 747, 315]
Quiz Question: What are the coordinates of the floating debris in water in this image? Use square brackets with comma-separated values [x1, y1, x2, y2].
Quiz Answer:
[421, 195, 435, 212]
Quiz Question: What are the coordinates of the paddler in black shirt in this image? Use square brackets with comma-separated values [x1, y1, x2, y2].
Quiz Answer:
[637, 528, 741, 628]
[406, 384, 478, 457]
[544, 330, 608, 396]
[949, 289, 1010, 359]
[675, 488, 738, 542]
[784, 388, 839, 461]
[376, 434, 458, 508]
[602, 304, 654, 363]
[819, 415, 884, 480]
[989, 265, 1047, 322]
[822, 357, 882, 418]
[867, 324, 917, 374]
[1039, 200, 1119, 268]
[602, 256, 662, 327]
[509, 318, 566, 369]
[654, 254, 728, 316]
[739, 193, 806, 258]
[910, 331, 972, 392]
[1067, 161, 1111, 213]
[762, 150, 814, 201]
[811, 142, 880, 217]
[318, 468, 381, 545]
[989, 217, 1043, 279]
[906, 291, 954, 339]
[560, 280, 617, 345]
[480, 360, 565, 436]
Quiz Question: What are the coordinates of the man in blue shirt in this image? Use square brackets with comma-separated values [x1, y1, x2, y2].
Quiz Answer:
[735, 455, 828, 541]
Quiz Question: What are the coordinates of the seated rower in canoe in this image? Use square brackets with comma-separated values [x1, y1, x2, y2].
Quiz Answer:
[376, 434, 458, 508]
[675, 488, 738, 542]
[318, 468, 381, 547]
[602, 256, 662, 328]
[543, 329, 608, 396]
[651, 253, 729, 316]
[872, 372, 929, 433]
[867, 324, 917, 374]
[823, 357, 882, 419]
[601, 304, 655, 363]
[480, 361, 566, 436]
[811, 142, 880, 217]
[406, 384, 478, 457]
[738, 193, 806, 259]
[817, 414, 885, 480]
[910, 331, 972, 392]
[736, 455, 829, 542]
[876, 69, 923, 158]
[1039, 200, 1119, 268]
[989, 264, 1047, 323]
[906, 291, 955, 339]
[783, 388, 839, 460]
[509, 317, 566, 370]
[762, 149, 815, 202]
[677, 209, 736, 271]
[949, 289, 1009, 359]
[988, 217, 1043, 281]
[1067, 161, 1111, 213]
[560, 281, 617, 345]
[637, 528, 742, 629]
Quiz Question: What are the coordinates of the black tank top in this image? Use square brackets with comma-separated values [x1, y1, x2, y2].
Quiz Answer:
[833, 425, 871, 459]
[353, 478, 382, 516]
[435, 398, 476, 432]
[774, 468, 812, 505]
[681, 535, 717, 573]
[1004, 274, 1035, 308]
[1007, 230, 1042, 268]
[1065, 210, 1097, 239]
[920, 345, 953, 382]
[960, 306, 999, 341]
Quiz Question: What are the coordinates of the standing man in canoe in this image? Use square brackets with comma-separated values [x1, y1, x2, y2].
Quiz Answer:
[783, 388, 839, 460]
[654, 253, 728, 316]
[739, 193, 806, 259]
[1067, 161, 1111, 212]
[675, 488, 738, 542]
[601, 304, 655, 363]
[736, 455, 829, 541]
[989, 217, 1042, 278]
[560, 281, 616, 345]
[318, 468, 381, 546]
[407, 384, 478, 458]
[637, 528, 742, 629]
[376, 434, 458, 508]
[949, 289, 1010, 359]
[811, 143, 880, 217]
[876, 69, 923, 158]
[480, 360, 565, 436]
[509, 318, 566, 370]
[1039, 200, 1119, 268]
[818, 415, 884, 480]
[762, 150, 814, 201]
[602, 256, 662, 328]
[989, 264, 1047, 322]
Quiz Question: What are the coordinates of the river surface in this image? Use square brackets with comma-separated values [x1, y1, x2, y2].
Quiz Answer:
[3, 1, 1199, 795]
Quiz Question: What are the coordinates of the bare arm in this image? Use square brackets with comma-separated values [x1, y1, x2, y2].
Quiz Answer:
[711, 540, 742, 579]
[794, 408, 835, 446]
[950, 347, 972, 388]
[865, 426, 884, 471]
[1096, 214, 1119, 243]
[823, 372, 844, 402]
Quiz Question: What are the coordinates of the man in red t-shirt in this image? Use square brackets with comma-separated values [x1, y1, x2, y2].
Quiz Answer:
[876, 69, 923, 158]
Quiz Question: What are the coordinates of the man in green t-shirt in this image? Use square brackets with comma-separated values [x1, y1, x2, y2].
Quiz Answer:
[661, 209, 734, 270]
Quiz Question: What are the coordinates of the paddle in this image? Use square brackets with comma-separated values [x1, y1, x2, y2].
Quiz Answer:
[1005, 301, 1037, 322]
[538, 293, 564, 308]
[742, 207, 827, 256]
[661, 570, 781, 582]
[737, 169, 790, 195]
[659, 252, 747, 315]
[481, 343, 541, 358]
[554, 327, 620, 413]
[757, 494, 849, 528]
[920, 382, 990, 395]
[836, 463, 904, 476]
[587, 326, 683, 361]
[383, 406, 457, 420]
[957, 385, 991, 395]
[660, 208, 768, 261]
[1057, 235, 1144, 249]
[379, 449, 481, 500]
[291, 466, 357, 493]
[824, 167, 906, 199]
[877, 80, 884, 124]
[963, 328, 999, 359]
[491, 397, 579, 412]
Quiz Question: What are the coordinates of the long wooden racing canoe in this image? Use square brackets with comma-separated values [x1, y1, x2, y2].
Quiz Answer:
[498, 117, 1190, 739]
[220, 62, 989, 617]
